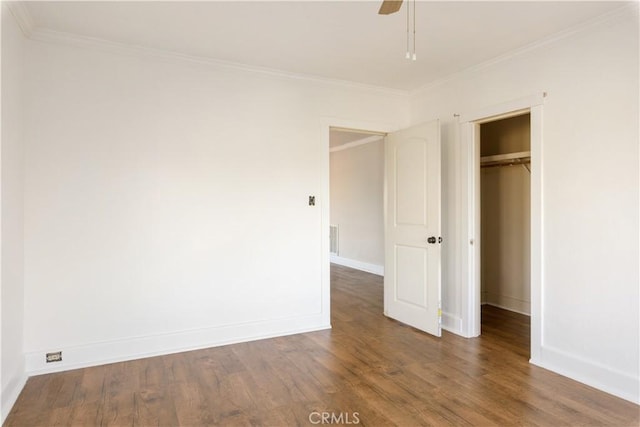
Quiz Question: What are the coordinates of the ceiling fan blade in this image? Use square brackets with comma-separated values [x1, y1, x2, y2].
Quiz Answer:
[378, 0, 403, 15]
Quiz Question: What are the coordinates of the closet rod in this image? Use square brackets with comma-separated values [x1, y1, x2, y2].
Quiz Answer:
[480, 158, 530, 168]
[480, 150, 531, 171]
[481, 158, 530, 173]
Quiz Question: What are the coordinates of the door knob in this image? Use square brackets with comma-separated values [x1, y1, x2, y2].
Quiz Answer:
[427, 236, 437, 244]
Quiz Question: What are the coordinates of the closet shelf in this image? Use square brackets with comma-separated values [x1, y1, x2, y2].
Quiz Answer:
[481, 151, 530, 168]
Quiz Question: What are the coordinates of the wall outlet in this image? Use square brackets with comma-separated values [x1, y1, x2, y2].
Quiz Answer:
[46, 351, 62, 363]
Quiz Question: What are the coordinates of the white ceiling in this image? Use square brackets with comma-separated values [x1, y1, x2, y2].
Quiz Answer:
[24, 1, 626, 91]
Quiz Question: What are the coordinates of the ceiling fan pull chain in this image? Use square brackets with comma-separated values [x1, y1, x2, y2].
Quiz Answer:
[406, 0, 410, 59]
[412, 0, 417, 61]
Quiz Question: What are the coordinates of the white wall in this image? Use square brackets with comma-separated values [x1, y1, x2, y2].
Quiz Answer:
[330, 138, 384, 274]
[481, 165, 531, 314]
[411, 7, 639, 403]
[4, 2, 637, 414]
[21, 34, 409, 374]
[1, 4, 27, 422]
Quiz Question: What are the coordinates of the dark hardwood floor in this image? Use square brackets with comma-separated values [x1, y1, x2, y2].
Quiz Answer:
[6, 264, 639, 426]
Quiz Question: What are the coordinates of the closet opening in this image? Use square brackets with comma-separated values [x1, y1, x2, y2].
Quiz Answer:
[479, 113, 531, 355]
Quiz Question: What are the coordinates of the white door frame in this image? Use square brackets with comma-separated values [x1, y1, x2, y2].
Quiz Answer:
[458, 93, 545, 364]
[320, 117, 397, 327]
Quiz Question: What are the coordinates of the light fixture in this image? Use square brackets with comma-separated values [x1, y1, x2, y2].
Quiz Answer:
[378, 0, 417, 61]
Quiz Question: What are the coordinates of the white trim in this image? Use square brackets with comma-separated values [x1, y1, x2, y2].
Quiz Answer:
[482, 302, 531, 317]
[321, 123, 332, 329]
[25, 314, 329, 376]
[458, 121, 481, 338]
[532, 345, 640, 405]
[529, 104, 544, 361]
[330, 255, 384, 276]
[411, 3, 637, 96]
[9, 2, 636, 98]
[5, 1, 34, 37]
[1, 372, 27, 425]
[458, 93, 544, 123]
[472, 122, 482, 337]
[1, 3, 29, 422]
[441, 311, 462, 334]
[28, 28, 409, 98]
[459, 96, 544, 352]
[330, 135, 383, 153]
[321, 117, 398, 331]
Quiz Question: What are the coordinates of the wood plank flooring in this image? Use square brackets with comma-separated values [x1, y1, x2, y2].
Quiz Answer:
[6, 264, 639, 426]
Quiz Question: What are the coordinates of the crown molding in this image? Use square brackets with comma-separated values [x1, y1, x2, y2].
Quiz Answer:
[410, 2, 639, 97]
[13, 2, 635, 98]
[5, 1, 34, 37]
[330, 134, 383, 153]
[28, 27, 410, 98]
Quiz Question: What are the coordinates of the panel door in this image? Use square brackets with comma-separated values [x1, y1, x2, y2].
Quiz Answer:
[384, 120, 441, 336]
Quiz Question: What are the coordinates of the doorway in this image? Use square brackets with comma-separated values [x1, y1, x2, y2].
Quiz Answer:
[321, 119, 394, 330]
[479, 113, 531, 352]
[326, 121, 442, 338]
[328, 128, 386, 276]
[459, 92, 544, 363]
[329, 120, 442, 337]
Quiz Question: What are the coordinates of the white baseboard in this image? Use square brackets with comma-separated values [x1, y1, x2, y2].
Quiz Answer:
[330, 255, 384, 276]
[25, 314, 330, 376]
[483, 294, 531, 316]
[482, 302, 531, 317]
[1, 371, 28, 424]
[531, 345, 640, 405]
[441, 311, 462, 334]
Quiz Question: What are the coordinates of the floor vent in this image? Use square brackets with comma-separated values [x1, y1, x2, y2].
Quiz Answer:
[330, 225, 339, 255]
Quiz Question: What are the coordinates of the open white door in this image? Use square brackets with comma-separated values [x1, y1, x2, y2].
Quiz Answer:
[384, 120, 441, 336]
